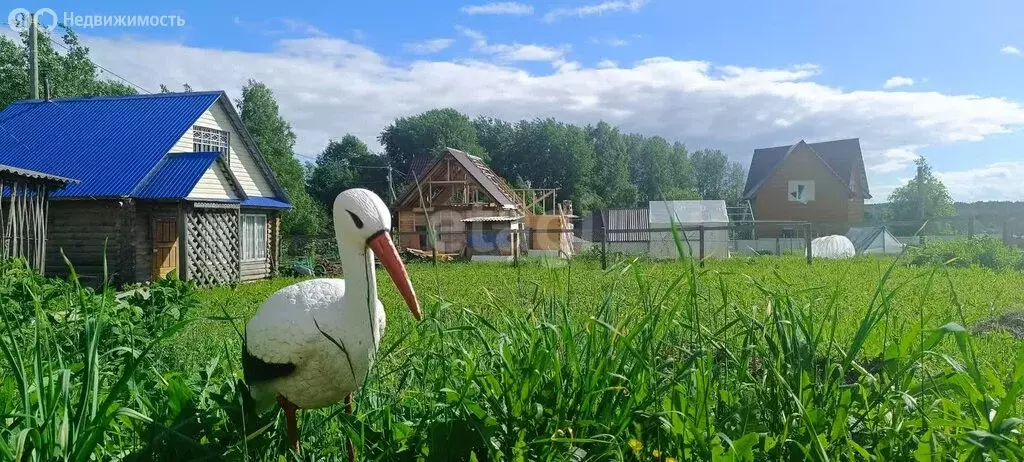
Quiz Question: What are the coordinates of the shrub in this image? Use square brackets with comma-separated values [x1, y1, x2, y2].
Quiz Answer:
[122, 272, 198, 337]
[908, 236, 1023, 270]
[0, 257, 218, 461]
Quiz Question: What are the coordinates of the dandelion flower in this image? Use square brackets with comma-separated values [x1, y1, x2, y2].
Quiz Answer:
[628, 438, 642, 452]
[652, 449, 661, 458]
[665, 457, 677, 462]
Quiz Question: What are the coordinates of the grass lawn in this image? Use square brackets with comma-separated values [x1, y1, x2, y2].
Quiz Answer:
[175, 255, 1024, 375]
[161, 254, 1024, 459]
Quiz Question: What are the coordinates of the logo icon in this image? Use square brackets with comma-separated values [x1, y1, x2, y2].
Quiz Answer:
[7, 8, 59, 32]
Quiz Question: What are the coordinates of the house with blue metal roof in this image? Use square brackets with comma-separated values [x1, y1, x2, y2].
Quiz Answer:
[0, 90, 293, 286]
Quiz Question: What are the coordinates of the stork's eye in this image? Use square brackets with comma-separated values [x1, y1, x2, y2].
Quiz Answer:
[346, 210, 364, 229]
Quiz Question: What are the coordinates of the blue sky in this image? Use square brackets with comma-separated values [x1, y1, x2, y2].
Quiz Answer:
[9, 0, 1024, 202]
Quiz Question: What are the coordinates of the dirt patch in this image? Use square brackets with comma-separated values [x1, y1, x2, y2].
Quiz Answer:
[972, 310, 1024, 340]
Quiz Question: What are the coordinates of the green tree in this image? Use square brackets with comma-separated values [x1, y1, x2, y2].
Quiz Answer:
[628, 135, 699, 202]
[378, 108, 486, 177]
[690, 148, 745, 204]
[307, 135, 391, 208]
[669, 142, 697, 197]
[0, 26, 135, 110]
[588, 122, 637, 207]
[473, 116, 516, 174]
[237, 79, 325, 236]
[886, 157, 956, 233]
[510, 118, 600, 211]
[723, 162, 746, 206]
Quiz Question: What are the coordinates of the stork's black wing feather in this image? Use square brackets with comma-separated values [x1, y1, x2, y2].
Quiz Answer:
[242, 332, 297, 383]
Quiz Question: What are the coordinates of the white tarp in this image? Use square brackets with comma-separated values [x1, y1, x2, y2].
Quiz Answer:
[809, 235, 856, 259]
[648, 200, 730, 260]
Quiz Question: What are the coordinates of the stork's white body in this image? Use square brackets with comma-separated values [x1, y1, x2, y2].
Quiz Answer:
[244, 278, 386, 409]
[240, 188, 421, 443]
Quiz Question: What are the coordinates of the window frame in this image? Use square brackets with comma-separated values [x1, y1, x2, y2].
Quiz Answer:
[193, 125, 231, 166]
[787, 180, 816, 203]
[240, 214, 267, 262]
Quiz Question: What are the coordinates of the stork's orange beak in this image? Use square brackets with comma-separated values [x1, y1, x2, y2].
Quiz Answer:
[368, 231, 421, 321]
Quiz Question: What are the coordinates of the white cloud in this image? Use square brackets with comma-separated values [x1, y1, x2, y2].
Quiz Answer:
[352, 29, 367, 41]
[865, 146, 921, 173]
[279, 19, 328, 37]
[936, 162, 1024, 202]
[232, 17, 327, 38]
[461, 2, 534, 15]
[553, 59, 582, 72]
[403, 38, 455, 54]
[544, 0, 649, 23]
[598, 59, 618, 68]
[883, 76, 914, 89]
[456, 26, 567, 62]
[590, 36, 630, 47]
[1000, 45, 1021, 56]
[35, 32, 1024, 200]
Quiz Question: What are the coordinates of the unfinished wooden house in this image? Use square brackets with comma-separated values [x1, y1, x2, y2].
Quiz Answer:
[395, 148, 522, 257]
[394, 147, 576, 259]
[0, 91, 292, 287]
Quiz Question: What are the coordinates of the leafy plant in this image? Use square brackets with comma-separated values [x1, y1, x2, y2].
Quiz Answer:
[908, 236, 1023, 271]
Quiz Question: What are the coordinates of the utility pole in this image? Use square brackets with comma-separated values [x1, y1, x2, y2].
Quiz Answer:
[387, 164, 396, 204]
[28, 13, 39, 99]
[916, 163, 925, 222]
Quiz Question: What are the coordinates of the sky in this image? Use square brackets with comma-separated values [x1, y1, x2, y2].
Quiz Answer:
[6, 0, 1024, 203]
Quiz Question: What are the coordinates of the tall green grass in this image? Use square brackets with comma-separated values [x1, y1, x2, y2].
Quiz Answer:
[0, 245, 1022, 459]
[295, 253, 1022, 460]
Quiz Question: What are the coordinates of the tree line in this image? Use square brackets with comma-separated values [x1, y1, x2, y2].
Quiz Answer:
[306, 108, 748, 234]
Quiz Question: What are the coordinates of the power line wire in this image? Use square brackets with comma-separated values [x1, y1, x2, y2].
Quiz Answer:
[44, 32, 151, 94]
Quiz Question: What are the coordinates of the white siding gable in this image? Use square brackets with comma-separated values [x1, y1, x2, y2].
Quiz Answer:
[187, 162, 239, 200]
[170, 98, 276, 198]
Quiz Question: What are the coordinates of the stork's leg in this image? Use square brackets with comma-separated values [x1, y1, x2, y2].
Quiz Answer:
[346, 392, 355, 462]
[276, 395, 300, 453]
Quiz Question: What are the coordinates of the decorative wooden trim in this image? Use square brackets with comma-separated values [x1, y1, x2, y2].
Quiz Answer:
[269, 212, 281, 277]
[178, 202, 188, 281]
[191, 201, 240, 210]
[185, 207, 240, 287]
[236, 206, 242, 277]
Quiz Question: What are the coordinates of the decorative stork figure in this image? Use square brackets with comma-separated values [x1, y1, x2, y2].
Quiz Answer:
[241, 188, 422, 458]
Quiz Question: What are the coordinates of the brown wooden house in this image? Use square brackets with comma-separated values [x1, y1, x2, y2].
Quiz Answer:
[742, 138, 871, 237]
[0, 91, 292, 287]
[393, 148, 528, 257]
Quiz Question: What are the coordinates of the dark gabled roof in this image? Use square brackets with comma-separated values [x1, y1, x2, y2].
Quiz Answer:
[743, 138, 871, 200]
[406, 156, 434, 180]
[394, 148, 518, 209]
[0, 91, 291, 204]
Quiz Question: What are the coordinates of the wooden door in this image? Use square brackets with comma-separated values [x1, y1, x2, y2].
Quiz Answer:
[152, 218, 179, 279]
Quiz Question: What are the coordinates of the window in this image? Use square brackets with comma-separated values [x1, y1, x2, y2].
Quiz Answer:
[193, 126, 230, 165]
[788, 180, 815, 203]
[241, 214, 267, 261]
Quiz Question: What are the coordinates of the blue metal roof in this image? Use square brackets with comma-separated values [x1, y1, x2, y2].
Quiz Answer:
[134, 152, 220, 199]
[241, 197, 293, 209]
[0, 91, 222, 198]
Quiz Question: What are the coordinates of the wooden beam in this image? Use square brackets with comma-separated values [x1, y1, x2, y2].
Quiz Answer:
[178, 202, 188, 281]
